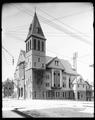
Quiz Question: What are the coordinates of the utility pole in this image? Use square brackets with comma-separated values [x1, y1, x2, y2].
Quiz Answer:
[2, 46, 14, 66]
[73, 52, 78, 100]
[73, 52, 78, 71]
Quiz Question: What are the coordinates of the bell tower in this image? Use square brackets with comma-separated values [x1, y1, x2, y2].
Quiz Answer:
[25, 12, 46, 70]
[25, 12, 46, 99]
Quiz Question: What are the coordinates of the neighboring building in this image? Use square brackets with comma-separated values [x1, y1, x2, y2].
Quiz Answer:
[85, 81, 92, 101]
[72, 77, 92, 101]
[2, 79, 14, 98]
[91, 85, 94, 101]
[14, 50, 25, 99]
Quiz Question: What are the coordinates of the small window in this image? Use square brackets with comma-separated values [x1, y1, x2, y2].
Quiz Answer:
[42, 63, 44, 68]
[58, 92, 60, 97]
[38, 58, 40, 62]
[55, 61, 59, 66]
[46, 83, 49, 87]
[63, 82, 64, 87]
[63, 92, 64, 97]
[56, 92, 58, 97]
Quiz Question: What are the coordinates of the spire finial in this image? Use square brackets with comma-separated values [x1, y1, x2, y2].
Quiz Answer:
[34, 6, 36, 13]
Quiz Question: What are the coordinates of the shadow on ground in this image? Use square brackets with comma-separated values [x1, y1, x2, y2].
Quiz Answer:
[12, 108, 33, 118]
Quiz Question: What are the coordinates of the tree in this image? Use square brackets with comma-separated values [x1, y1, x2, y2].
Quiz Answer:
[2, 78, 14, 98]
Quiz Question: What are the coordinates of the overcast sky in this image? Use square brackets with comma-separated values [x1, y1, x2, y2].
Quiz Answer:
[2, 3, 94, 84]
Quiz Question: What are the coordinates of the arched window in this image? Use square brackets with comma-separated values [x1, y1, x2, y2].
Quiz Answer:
[28, 41, 29, 51]
[69, 77, 71, 88]
[54, 72, 56, 87]
[30, 40, 31, 50]
[34, 39, 36, 50]
[26, 43, 27, 52]
[42, 41, 44, 51]
[38, 40, 40, 51]
[19, 88, 20, 97]
[21, 88, 23, 97]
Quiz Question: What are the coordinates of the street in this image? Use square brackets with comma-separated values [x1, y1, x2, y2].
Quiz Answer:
[2, 99, 94, 118]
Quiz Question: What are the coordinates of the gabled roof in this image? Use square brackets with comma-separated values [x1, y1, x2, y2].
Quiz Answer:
[46, 56, 53, 64]
[46, 56, 65, 70]
[46, 56, 79, 75]
[25, 12, 46, 42]
[77, 76, 86, 84]
[60, 59, 79, 75]
[85, 81, 91, 86]
[16, 49, 79, 76]
[17, 50, 25, 66]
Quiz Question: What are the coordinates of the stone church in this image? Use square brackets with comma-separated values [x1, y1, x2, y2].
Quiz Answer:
[14, 12, 79, 99]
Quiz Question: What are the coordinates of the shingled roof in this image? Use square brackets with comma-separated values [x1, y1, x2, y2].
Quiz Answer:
[16, 50, 79, 76]
[46, 56, 79, 76]
[25, 12, 46, 42]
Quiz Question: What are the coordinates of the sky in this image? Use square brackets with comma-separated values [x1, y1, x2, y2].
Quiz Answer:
[2, 3, 94, 85]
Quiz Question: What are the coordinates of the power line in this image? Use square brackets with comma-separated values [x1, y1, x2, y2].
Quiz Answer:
[8, 5, 92, 46]
[2, 46, 14, 58]
[50, 8, 93, 21]
[5, 32, 25, 42]
[38, 14, 92, 46]
[38, 7, 92, 40]
[18, 5, 92, 46]
[2, 4, 93, 66]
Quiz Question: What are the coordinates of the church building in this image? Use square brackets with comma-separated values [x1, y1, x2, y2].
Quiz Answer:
[14, 12, 79, 100]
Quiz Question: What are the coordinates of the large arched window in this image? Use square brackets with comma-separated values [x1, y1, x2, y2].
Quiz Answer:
[30, 40, 31, 50]
[34, 39, 36, 50]
[28, 41, 29, 51]
[54, 72, 56, 87]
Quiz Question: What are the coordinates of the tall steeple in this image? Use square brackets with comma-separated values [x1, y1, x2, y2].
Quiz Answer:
[26, 12, 46, 41]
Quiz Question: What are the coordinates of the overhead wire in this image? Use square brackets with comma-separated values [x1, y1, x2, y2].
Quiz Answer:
[50, 8, 93, 21]
[3, 5, 93, 46]
[37, 7, 92, 40]
[15, 5, 92, 46]
[3, 4, 93, 66]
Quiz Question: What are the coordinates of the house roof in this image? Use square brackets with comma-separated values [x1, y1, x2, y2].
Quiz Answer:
[60, 59, 79, 75]
[46, 56, 79, 76]
[16, 49, 79, 76]
[46, 56, 53, 64]
[17, 50, 25, 66]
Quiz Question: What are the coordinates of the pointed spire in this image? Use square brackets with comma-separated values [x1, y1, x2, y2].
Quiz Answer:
[25, 10, 46, 42]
